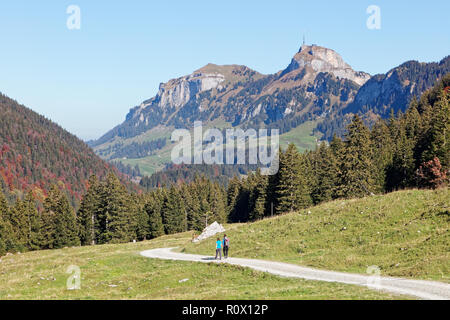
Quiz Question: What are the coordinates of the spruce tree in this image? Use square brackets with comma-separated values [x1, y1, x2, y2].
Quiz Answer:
[23, 191, 41, 250]
[10, 199, 28, 250]
[249, 169, 268, 221]
[135, 194, 149, 241]
[265, 148, 281, 217]
[126, 193, 139, 241]
[40, 195, 56, 249]
[386, 118, 416, 191]
[97, 173, 133, 244]
[337, 115, 376, 198]
[311, 142, 338, 204]
[298, 153, 313, 207]
[77, 175, 101, 245]
[0, 191, 16, 255]
[370, 119, 394, 193]
[329, 134, 344, 198]
[181, 184, 202, 231]
[161, 186, 186, 235]
[8, 192, 41, 252]
[41, 185, 80, 249]
[276, 144, 311, 213]
[145, 191, 165, 239]
[232, 176, 252, 222]
[419, 91, 449, 169]
[208, 182, 227, 224]
[226, 177, 241, 223]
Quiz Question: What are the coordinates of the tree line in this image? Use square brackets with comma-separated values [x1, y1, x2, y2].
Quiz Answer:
[1, 75, 448, 256]
[1, 173, 226, 256]
[139, 163, 259, 189]
[227, 75, 449, 222]
[0, 93, 122, 207]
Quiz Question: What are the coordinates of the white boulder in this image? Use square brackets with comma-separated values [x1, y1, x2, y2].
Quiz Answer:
[193, 221, 225, 243]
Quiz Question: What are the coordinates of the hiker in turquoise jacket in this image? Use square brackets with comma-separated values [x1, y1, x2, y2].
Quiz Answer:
[215, 238, 222, 260]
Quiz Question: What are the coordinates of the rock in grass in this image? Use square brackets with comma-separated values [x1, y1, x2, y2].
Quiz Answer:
[192, 222, 225, 243]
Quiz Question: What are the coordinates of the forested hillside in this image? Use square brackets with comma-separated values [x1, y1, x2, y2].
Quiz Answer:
[0, 93, 128, 206]
[0, 76, 448, 257]
[317, 56, 450, 140]
[139, 163, 258, 189]
[229, 75, 449, 222]
[0, 173, 227, 255]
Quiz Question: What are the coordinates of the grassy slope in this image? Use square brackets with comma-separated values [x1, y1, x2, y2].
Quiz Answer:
[0, 233, 407, 300]
[105, 120, 232, 176]
[184, 189, 450, 282]
[279, 120, 322, 152]
[93, 126, 174, 176]
[114, 120, 322, 176]
[119, 148, 172, 176]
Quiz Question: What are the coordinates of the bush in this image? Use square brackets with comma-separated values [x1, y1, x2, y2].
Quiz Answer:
[416, 157, 448, 189]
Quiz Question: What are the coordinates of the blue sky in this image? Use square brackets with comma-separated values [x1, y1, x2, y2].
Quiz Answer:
[0, 1, 448, 140]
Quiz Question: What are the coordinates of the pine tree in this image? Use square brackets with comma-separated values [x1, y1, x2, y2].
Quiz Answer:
[329, 134, 344, 198]
[265, 148, 281, 217]
[7, 192, 41, 252]
[127, 193, 139, 241]
[23, 191, 41, 250]
[227, 175, 262, 223]
[97, 173, 133, 244]
[40, 196, 56, 249]
[134, 194, 148, 241]
[77, 175, 101, 245]
[41, 185, 79, 249]
[337, 115, 376, 198]
[276, 144, 311, 213]
[298, 153, 313, 207]
[226, 176, 240, 215]
[161, 186, 186, 235]
[418, 90, 449, 169]
[386, 118, 416, 191]
[0, 191, 16, 255]
[145, 190, 165, 239]
[10, 199, 29, 250]
[249, 169, 268, 221]
[208, 182, 227, 224]
[54, 190, 80, 248]
[148, 208, 164, 239]
[311, 142, 338, 204]
[231, 176, 252, 222]
[370, 119, 394, 193]
[181, 184, 202, 231]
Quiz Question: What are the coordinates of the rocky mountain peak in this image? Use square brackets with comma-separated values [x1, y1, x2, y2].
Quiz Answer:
[145, 64, 262, 111]
[150, 70, 224, 110]
[283, 44, 370, 86]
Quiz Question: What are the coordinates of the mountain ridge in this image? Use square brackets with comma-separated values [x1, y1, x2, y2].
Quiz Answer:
[91, 44, 366, 149]
[345, 56, 450, 116]
[316, 55, 450, 140]
[90, 44, 449, 177]
[0, 93, 132, 207]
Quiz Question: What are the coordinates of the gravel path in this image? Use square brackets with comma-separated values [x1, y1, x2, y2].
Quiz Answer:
[140, 247, 450, 300]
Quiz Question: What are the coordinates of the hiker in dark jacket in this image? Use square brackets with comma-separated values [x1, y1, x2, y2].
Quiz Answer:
[223, 234, 230, 259]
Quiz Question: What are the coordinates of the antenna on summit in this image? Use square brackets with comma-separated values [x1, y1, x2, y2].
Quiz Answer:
[303, 34, 306, 46]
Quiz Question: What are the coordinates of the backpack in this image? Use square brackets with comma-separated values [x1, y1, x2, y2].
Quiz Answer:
[225, 238, 230, 247]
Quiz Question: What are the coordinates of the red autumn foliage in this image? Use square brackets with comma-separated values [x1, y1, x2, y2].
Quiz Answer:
[416, 157, 448, 189]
